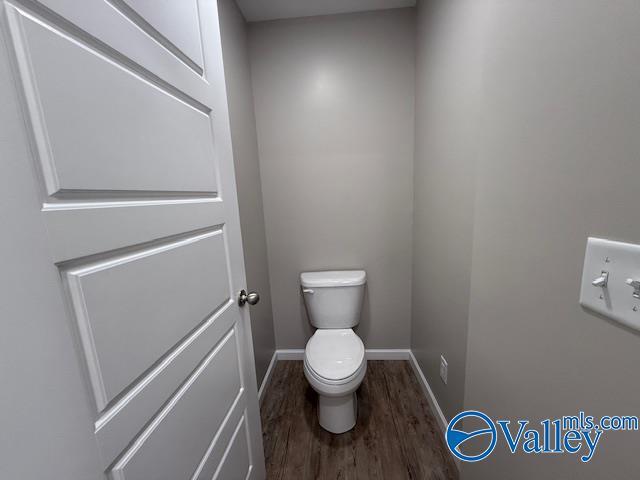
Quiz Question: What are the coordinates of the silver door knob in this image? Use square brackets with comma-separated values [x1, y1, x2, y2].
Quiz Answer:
[238, 289, 260, 306]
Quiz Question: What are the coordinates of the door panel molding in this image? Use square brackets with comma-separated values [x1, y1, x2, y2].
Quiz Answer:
[6, 3, 217, 198]
[109, 328, 242, 480]
[212, 415, 252, 480]
[45, 201, 224, 263]
[191, 393, 246, 480]
[8, 0, 209, 99]
[95, 300, 237, 468]
[60, 227, 230, 410]
[107, 0, 204, 75]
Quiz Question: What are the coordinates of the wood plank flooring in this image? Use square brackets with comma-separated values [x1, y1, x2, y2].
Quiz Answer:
[260, 360, 459, 480]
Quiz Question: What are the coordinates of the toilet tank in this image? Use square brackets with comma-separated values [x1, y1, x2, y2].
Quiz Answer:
[300, 270, 366, 329]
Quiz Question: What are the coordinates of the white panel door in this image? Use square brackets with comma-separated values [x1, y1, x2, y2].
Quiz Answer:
[0, 0, 265, 479]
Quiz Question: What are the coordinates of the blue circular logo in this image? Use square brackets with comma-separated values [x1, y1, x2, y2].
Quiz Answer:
[446, 410, 497, 462]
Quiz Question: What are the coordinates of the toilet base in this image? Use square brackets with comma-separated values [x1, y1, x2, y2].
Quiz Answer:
[318, 392, 357, 434]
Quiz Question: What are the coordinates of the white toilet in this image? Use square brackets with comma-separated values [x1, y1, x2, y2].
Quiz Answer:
[301, 270, 367, 434]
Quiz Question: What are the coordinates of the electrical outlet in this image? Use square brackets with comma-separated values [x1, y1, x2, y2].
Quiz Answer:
[439, 355, 448, 385]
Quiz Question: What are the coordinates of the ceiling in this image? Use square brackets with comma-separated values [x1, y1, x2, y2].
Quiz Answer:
[236, 0, 416, 22]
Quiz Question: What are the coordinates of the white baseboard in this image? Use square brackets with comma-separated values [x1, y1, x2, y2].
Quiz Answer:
[365, 349, 411, 360]
[408, 351, 461, 471]
[273, 348, 411, 361]
[407, 351, 448, 433]
[275, 349, 304, 360]
[258, 351, 277, 404]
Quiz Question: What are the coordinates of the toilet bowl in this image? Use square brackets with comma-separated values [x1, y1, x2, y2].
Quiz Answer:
[304, 329, 366, 433]
[301, 270, 367, 434]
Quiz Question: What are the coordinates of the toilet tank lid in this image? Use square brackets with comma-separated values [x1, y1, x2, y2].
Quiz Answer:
[300, 270, 366, 287]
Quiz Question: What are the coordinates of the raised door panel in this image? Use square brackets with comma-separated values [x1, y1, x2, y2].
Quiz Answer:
[110, 329, 243, 480]
[62, 229, 230, 410]
[192, 399, 247, 480]
[213, 416, 252, 480]
[8, 7, 217, 196]
[119, 0, 205, 71]
[44, 201, 225, 263]
[95, 303, 237, 468]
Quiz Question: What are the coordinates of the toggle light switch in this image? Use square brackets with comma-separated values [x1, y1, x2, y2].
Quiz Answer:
[626, 278, 640, 299]
[580, 238, 640, 332]
[591, 271, 609, 288]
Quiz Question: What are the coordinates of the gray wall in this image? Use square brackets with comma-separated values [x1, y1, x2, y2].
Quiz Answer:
[218, 0, 275, 385]
[414, 0, 640, 477]
[411, 0, 484, 421]
[463, 0, 640, 478]
[249, 9, 416, 349]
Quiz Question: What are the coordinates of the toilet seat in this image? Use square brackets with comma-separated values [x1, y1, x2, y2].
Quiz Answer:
[304, 329, 365, 384]
[305, 357, 366, 386]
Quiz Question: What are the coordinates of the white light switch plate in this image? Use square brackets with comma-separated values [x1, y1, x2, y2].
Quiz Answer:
[580, 237, 640, 331]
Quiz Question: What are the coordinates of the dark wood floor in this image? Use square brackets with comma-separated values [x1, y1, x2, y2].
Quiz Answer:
[260, 360, 459, 480]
